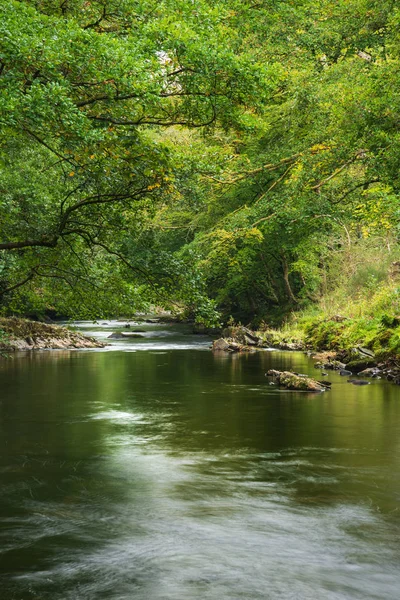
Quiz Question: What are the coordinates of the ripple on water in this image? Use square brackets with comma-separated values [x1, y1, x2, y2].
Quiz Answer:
[89, 410, 148, 424]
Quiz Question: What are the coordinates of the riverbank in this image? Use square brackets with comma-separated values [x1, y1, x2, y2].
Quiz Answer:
[0, 317, 105, 351]
[253, 282, 400, 384]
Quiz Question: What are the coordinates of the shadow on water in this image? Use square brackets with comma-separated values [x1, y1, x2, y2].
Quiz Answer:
[0, 324, 400, 599]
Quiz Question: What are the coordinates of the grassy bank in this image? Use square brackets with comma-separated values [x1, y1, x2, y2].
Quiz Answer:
[258, 241, 400, 359]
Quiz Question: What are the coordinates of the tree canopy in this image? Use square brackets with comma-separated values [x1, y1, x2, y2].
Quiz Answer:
[1, 0, 400, 322]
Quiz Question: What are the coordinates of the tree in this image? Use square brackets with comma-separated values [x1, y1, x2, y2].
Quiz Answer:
[0, 0, 269, 318]
[152, 0, 400, 322]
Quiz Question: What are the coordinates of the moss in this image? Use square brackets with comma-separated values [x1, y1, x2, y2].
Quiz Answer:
[268, 370, 325, 391]
[345, 359, 377, 373]
[280, 374, 311, 390]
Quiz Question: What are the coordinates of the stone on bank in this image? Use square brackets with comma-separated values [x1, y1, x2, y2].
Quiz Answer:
[0, 317, 105, 351]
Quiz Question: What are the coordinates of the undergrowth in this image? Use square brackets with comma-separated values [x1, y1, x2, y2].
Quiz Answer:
[258, 239, 400, 358]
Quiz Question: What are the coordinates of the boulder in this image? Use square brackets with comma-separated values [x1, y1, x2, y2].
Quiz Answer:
[212, 338, 231, 352]
[211, 338, 249, 353]
[345, 359, 377, 373]
[221, 326, 260, 345]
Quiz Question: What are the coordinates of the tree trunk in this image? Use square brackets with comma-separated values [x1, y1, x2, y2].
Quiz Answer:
[281, 253, 298, 304]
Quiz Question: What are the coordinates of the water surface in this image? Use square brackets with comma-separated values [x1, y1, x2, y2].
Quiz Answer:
[0, 323, 399, 599]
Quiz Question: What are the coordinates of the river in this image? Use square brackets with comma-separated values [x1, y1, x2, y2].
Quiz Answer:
[0, 321, 400, 599]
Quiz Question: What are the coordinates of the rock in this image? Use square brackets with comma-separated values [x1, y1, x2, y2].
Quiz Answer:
[243, 334, 258, 346]
[108, 332, 144, 339]
[345, 359, 377, 373]
[278, 341, 304, 350]
[357, 346, 375, 358]
[318, 380, 332, 388]
[347, 379, 371, 386]
[212, 338, 231, 352]
[222, 326, 260, 345]
[315, 360, 346, 371]
[212, 338, 248, 353]
[358, 367, 381, 377]
[266, 370, 328, 392]
[357, 50, 372, 62]
[0, 317, 105, 351]
[339, 369, 352, 376]
[122, 332, 144, 338]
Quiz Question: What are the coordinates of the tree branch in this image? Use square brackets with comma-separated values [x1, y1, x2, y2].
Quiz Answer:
[0, 238, 58, 251]
[203, 153, 300, 185]
[0, 270, 36, 296]
[311, 151, 366, 191]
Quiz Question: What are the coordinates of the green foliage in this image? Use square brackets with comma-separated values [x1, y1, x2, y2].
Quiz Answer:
[2, 0, 400, 326]
[0, 0, 268, 319]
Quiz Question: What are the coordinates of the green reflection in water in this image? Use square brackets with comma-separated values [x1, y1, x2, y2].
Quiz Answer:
[0, 348, 400, 599]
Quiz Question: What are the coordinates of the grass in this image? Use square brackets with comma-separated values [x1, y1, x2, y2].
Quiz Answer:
[258, 238, 400, 358]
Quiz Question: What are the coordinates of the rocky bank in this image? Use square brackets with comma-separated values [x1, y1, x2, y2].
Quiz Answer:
[0, 317, 105, 351]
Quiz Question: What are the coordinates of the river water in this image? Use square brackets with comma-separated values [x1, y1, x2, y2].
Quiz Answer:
[1, 321, 400, 599]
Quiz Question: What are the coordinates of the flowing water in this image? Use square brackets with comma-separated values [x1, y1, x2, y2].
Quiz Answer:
[1, 321, 400, 599]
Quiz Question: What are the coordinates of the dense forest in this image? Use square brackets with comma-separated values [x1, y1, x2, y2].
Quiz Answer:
[1, 0, 400, 332]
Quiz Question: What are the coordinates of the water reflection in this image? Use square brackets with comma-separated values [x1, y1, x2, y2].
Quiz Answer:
[0, 343, 400, 599]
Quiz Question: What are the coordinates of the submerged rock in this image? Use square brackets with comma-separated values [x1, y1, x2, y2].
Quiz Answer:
[347, 379, 371, 386]
[266, 370, 329, 392]
[108, 332, 144, 339]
